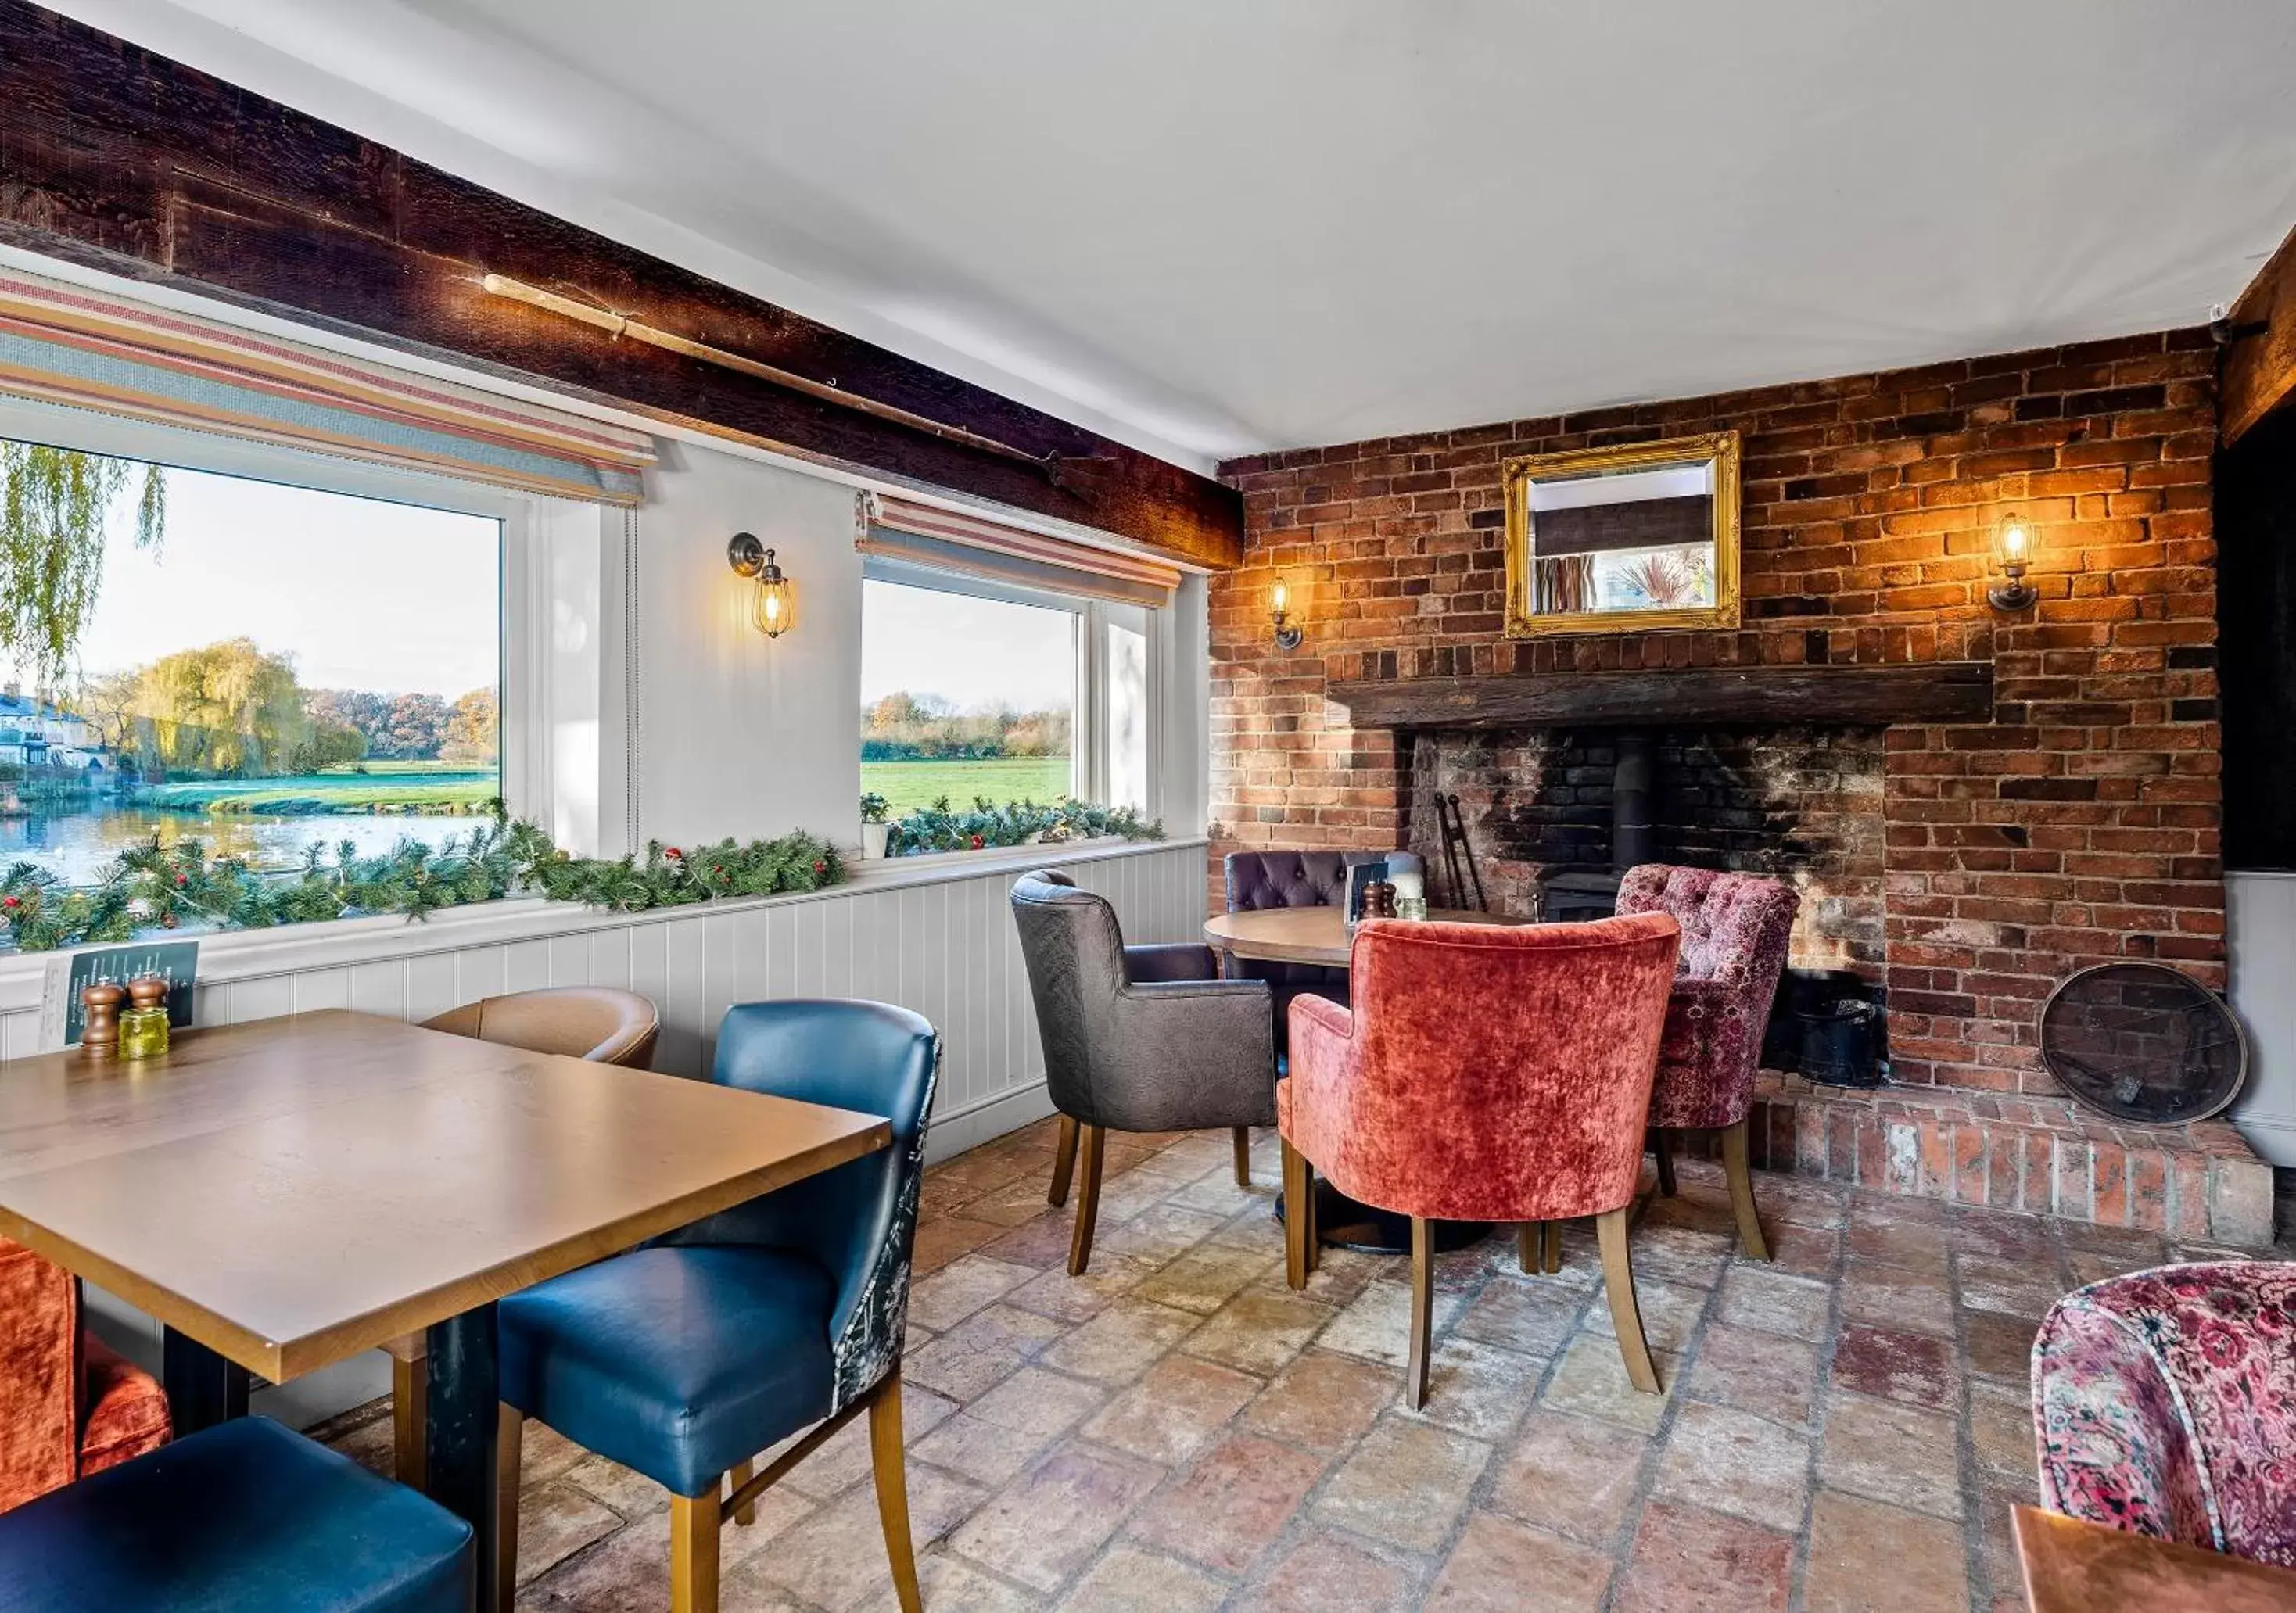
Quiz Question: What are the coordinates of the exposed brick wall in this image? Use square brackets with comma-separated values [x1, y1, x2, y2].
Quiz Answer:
[1210, 331, 2222, 1097]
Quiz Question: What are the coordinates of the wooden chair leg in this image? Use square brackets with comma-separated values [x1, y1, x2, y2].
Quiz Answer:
[1066, 1124, 1105, 1276]
[1232, 1126, 1253, 1188]
[1596, 1207, 1662, 1395]
[869, 1374, 924, 1613]
[1280, 1137, 1311, 1290]
[1543, 1218, 1562, 1274]
[1048, 1113, 1078, 1207]
[391, 1343, 426, 1486]
[1303, 1156, 1320, 1274]
[1406, 1216, 1434, 1410]
[669, 1488, 721, 1613]
[495, 1404, 524, 1611]
[1720, 1117, 1770, 1261]
[729, 1457, 755, 1526]
[1517, 1222, 1538, 1275]
[1652, 1127, 1678, 1197]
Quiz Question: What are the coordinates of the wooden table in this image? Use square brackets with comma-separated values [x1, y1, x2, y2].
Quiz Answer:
[2014, 1507, 2296, 1611]
[1202, 905, 1522, 969]
[1205, 905, 1530, 1254]
[0, 1009, 889, 1611]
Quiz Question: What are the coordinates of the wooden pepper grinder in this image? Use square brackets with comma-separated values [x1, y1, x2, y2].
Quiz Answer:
[80, 979, 126, 1058]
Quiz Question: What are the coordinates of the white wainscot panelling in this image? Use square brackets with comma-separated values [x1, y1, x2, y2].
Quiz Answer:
[2229, 869, 2296, 1168]
[0, 838, 1207, 1163]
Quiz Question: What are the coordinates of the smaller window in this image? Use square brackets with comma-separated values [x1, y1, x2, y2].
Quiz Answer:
[859, 563, 1162, 830]
[859, 575, 1078, 816]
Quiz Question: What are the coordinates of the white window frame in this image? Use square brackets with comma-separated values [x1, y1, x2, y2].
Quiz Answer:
[859, 556, 1168, 822]
[0, 392, 632, 863]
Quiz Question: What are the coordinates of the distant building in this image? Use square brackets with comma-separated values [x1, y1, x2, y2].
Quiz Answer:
[0, 694, 105, 769]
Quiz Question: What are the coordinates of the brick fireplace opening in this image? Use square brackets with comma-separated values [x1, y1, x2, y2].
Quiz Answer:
[1207, 329, 2275, 1246]
[1408, 722, 1886, 970]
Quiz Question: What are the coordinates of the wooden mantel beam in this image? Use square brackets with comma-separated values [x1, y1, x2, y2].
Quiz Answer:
[1327, 662, 1995, 730]
[0, 3, 1242, 569]
[2222, 223, 2296, 447]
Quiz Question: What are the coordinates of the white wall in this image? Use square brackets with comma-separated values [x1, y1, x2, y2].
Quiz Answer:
[633, 439, 865, 848]
[2229, 869, 2296, 1168]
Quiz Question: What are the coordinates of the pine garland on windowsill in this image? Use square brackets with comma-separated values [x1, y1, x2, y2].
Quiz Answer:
[883, 795, 1162, 856]
[0, 817, 845, 954]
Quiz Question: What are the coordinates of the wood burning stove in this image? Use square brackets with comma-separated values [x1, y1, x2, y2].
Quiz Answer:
[1538, 729, 1654, 923]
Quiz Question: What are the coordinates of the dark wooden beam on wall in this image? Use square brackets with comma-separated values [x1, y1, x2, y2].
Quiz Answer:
[2222, 223, 2296, 448]
[0, 2, 1242, 569]
[1327, 662, 1995, 730]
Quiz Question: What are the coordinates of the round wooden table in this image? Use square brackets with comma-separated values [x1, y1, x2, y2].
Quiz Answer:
[1202, 905, 1522, 966]
[1205, 905, 1530, 1255]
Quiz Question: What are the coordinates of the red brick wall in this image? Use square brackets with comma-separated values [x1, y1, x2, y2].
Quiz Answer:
[1209, 331, 2222, 1095]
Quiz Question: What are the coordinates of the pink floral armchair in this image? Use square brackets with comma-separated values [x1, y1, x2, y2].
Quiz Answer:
[1613, 865, 1798, 1259]
[2033, 1262, 2296, 1567]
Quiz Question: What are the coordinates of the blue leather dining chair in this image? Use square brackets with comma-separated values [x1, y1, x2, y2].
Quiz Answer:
[0, 1414, 472, 1611]
[493, 999, 939, 1613]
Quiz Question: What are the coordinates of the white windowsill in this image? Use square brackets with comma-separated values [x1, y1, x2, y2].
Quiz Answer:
[0, 836, 1204, 1014]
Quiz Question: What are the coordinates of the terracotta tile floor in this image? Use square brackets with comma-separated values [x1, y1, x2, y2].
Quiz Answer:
[320, 1118, 2258, 1611]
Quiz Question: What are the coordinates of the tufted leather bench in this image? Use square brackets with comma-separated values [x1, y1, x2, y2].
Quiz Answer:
[1222, 849, 1383, 1052]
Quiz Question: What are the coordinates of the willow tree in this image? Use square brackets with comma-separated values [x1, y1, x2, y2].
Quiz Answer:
[0, 443, 166, 688]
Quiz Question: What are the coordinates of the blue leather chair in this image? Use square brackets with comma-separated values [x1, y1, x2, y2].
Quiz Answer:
[495, 999, 940, 1613]
[0, 1414, 472, 1612]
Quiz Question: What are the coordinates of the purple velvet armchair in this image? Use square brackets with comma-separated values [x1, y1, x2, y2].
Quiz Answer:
[2033, 1263, 2296, 1567]
[1613, 864, 1798, 1260]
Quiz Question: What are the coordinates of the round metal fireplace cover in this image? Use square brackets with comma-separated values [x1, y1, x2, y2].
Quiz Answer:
[2038, 962, 2249, 1125]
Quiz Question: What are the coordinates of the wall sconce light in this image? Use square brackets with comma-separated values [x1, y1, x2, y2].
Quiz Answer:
[1988, 512, 2038, 611]
[728, 532, 797, 638]
[1270, 576, 1303, 651]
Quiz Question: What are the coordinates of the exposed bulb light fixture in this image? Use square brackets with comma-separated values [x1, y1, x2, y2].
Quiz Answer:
[1271, 576, 1303, 651]
[1989, 512, 2037, 611]
[729, 532, 797, 638]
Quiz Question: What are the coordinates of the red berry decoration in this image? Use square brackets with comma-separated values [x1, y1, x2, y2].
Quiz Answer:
[813, 859, 827, 874]
[175, 873, 188, 886]
[2, 894, 18, 909]
[665, 847, 683, 860]
[969, 834, 984, 850]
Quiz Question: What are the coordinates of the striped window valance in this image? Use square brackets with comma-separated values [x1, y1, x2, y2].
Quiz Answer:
[0, 269, 654, 505]
[859, 493, 1181, 607]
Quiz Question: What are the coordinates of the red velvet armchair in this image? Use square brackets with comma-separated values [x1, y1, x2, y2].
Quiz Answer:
[0, 1237, 171, 1514]
[1279, 912, 1682, 1405]
[1613, 865, 1799, 1260]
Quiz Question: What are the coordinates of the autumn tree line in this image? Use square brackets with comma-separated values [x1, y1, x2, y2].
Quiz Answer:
[70, 637, 497, 778]
[859, 690, 1071, 762]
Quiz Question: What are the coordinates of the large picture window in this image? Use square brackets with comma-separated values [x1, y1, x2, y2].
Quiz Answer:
[0, 437, 501, 887]
[859, 567, 1155, 822]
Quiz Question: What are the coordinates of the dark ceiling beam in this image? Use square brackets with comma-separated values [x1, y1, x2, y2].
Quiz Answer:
[0, 2, 1242, 568]
[2222, 222, 2296, 448]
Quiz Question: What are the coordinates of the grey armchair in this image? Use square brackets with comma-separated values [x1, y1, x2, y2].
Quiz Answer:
[1010, 870, 1277, 1274]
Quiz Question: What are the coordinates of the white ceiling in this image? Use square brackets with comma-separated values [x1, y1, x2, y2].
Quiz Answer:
[52, 2, 2296, 471]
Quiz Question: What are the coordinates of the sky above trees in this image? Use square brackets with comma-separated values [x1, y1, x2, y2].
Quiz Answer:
[11, 455, 499, 696]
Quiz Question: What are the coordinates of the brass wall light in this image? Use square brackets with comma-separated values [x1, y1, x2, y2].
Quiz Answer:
[1270, 575, 1304, 651]
[1989, 511, 2038, 611]
[728, 533, 797, 639]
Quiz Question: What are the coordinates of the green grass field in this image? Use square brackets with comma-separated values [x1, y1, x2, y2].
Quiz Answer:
[137, 766, 500, 816]
[862, 757, 1072, 815]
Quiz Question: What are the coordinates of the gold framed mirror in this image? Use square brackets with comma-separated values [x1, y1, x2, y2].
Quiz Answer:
[1503, 429, 1741, 637]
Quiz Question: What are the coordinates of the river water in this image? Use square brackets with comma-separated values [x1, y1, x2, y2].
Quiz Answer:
[0, 805, 483, 887]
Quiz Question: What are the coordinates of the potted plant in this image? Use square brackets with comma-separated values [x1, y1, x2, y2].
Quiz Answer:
[859, 791, 891, 860]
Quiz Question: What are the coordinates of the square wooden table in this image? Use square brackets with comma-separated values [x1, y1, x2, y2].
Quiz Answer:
[0, 1009, 891, 1611]
[2014, 1505, 2296, 1611]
